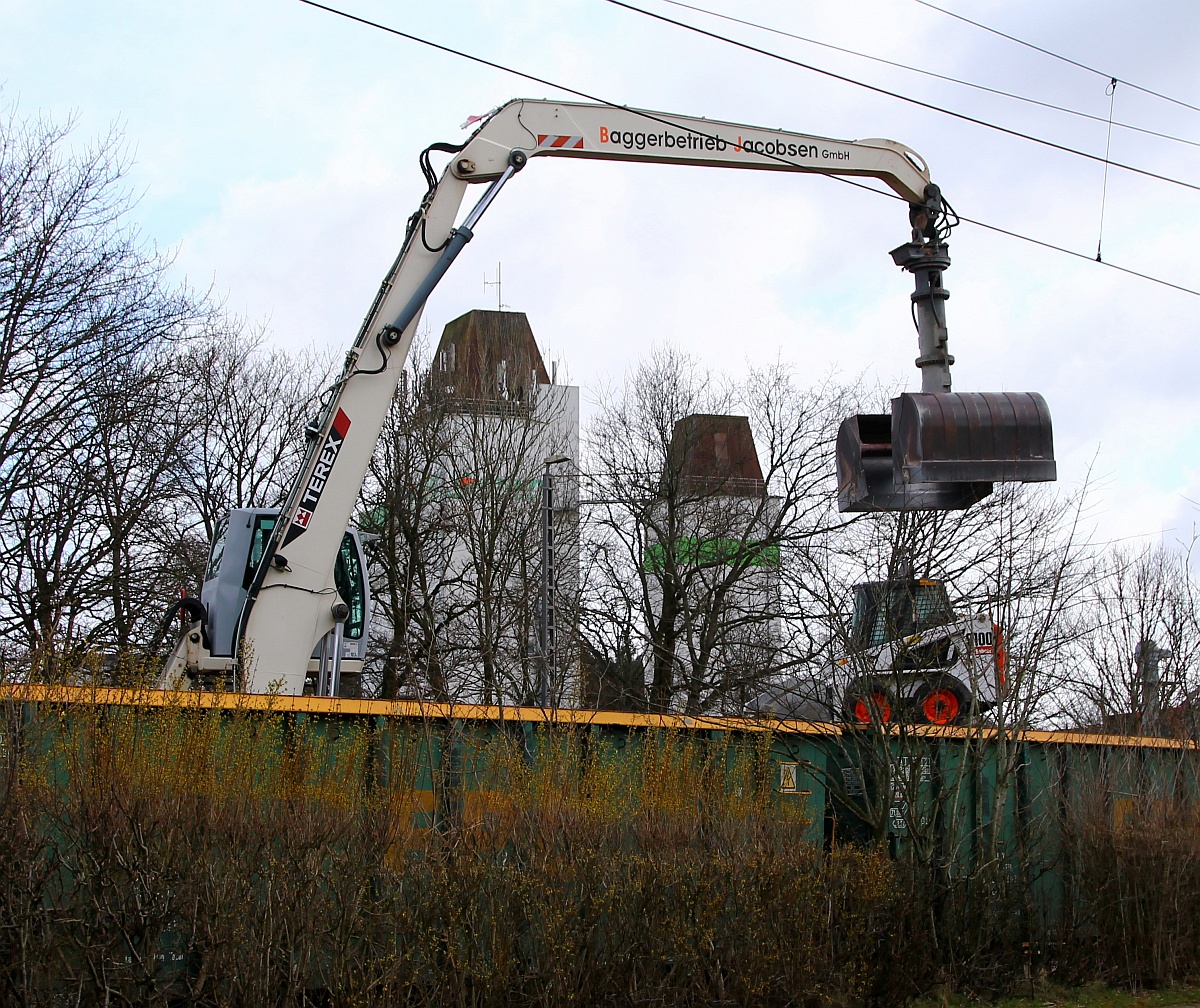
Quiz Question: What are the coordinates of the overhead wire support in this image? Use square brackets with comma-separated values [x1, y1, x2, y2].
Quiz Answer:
[652, 0, 1200, 149]
[604, 0, 1200, 195]
[292, 0, 1200, 298]
[910, 0, 1200, 116]
[1096, 79, 1118, 263]
[824, 171, 1200, 297]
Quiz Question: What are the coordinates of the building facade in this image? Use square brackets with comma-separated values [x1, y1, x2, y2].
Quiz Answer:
[368, 310, 579, 706]
[642, 414, 782, 713]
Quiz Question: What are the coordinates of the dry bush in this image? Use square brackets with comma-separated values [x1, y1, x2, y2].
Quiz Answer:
[1057, 784, 1200, 989]
[0, 704, 902, 1007]
[10, 701, 1200, 1004]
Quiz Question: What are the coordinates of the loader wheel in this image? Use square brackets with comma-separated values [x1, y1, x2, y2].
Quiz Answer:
[915, 681, 967, 725]
[845, 682, 894, 725]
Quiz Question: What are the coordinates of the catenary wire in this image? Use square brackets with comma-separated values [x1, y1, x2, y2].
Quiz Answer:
[910, 0, 1200, 116]
[293, 0, 1200, 298]
[651, 0, 1200, 149]
[827, 172, 1200, 296]
[812, 169, 1200, 297]
[604, 0, 1200, 194]
[957, 210, 1199, 297]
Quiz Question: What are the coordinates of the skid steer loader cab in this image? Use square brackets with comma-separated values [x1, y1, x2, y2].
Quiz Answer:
[201, 508, 370, 664]
[851, 579, 953, 650]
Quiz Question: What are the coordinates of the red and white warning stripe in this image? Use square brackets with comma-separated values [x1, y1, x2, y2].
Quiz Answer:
[537, 134, 585, 150]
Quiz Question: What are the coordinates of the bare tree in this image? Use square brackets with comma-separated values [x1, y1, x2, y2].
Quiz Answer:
[0, 453, 103, 675]
[360, 318, 575, 706]
[1061, 541, 1200, 736]
[796, 480, 1097, 729]
[0, 347, 198, 672]
[170, 318, 332, 545]
[0, 104, 334, 678]
[779, 482, 1104, 990]
[0, 103, 196, 521]
[360, 356, 469, 701]
[580, 347, 858, 714]
[0, 104, 211, 672]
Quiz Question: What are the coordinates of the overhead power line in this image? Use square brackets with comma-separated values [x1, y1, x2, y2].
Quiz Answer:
[292, 0, 1199, 298]
[605, 0, 1200, 195]
[652, 0, 1199, 149]
[824, 173, 1200, 298]
[956, 211, 1199, 298]
[910, 0, 1200, 116]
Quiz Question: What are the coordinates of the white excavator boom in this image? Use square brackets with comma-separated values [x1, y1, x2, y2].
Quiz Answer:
[454, 100, 931, 201]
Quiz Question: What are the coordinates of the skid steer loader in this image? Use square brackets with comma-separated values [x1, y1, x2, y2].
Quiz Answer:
[750, 578, 1005, 725]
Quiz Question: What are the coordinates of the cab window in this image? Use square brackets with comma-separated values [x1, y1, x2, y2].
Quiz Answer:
[243, 515, 277, 590]
[334, 533, 366, 640]
[206, 517, 228, 581]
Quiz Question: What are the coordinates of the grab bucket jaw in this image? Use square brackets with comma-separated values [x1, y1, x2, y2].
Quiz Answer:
[837, 391, 1055, 512]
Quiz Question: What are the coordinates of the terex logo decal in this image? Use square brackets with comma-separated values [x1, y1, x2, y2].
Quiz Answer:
[283, 408, 351, 545]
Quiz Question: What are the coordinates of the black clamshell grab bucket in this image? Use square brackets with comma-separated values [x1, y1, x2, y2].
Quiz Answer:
[895, 391, 1056, 484]
[837, 391, 1055, 512]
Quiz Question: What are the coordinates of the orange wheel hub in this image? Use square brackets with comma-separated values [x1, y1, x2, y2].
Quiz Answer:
[853, 691, 892, 724]
[922, 688, 960, 725]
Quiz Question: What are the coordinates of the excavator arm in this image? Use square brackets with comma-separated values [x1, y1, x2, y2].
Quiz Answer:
[166, 98, 1051, 696]
[452, 100, 932, 201]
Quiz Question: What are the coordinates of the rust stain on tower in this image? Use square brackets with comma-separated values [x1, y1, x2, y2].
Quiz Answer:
[432, 310, 551, 408]
[666, 414, 765, 497]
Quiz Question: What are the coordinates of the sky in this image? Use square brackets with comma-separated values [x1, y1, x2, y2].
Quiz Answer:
[3, 0, 1199, 552]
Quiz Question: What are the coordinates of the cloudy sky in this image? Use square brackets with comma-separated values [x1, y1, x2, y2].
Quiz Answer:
[4, 0, 1199, 549]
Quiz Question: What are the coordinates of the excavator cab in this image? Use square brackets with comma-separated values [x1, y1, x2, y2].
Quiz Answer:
[199, 508, 371, 692]
[837, 391, 1055, 511]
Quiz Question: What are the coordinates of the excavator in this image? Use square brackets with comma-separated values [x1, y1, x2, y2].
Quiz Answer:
[158, 99, 1054, 703]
